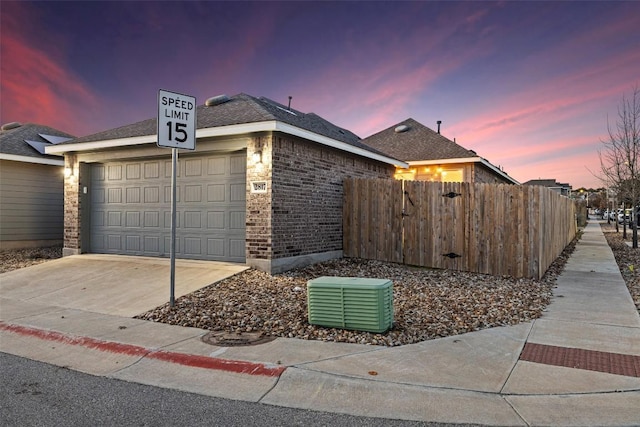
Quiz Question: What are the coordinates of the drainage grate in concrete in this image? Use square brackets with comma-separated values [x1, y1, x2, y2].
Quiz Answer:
[520, 342, 640, 377]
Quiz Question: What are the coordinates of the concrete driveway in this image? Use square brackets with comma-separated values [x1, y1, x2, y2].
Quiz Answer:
[0, 254, 248, 317]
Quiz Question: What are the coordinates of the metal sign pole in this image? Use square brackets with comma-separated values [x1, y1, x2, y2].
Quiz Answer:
[170, 147, 177, 306]
[157, 89, 196, 308]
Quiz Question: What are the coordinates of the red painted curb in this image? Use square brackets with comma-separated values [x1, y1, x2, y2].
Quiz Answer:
[0, 321, 286, 377]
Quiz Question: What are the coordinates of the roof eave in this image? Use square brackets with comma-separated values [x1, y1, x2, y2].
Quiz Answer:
[406, 157, 519, 184]
[0, 153, 65, 166]
[45, 121, 407, 168]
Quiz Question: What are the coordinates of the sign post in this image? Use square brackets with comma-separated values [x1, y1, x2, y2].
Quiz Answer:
[157, 89, 196, 306]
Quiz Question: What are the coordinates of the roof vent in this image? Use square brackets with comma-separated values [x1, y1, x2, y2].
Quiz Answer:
[394, 124, 410, 133]
[205, 94, 230, 107]
[1, 122, 21, 131]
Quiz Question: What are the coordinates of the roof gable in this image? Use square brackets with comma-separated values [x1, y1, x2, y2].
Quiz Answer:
[361, 118, 476, 161]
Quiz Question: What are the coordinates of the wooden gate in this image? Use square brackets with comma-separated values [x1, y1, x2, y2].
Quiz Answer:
[343, 178, 577, 279]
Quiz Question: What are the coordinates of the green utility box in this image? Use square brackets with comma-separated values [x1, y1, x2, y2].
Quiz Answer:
[307, 276, 393, 333]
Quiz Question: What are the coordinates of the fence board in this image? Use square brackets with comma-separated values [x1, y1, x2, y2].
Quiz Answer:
[344, 178, 577, 279]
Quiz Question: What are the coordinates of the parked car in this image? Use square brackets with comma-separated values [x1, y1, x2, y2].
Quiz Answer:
[618, 208, 632, 224]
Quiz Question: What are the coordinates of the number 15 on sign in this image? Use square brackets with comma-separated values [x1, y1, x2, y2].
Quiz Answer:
[157, 89, 196, 150]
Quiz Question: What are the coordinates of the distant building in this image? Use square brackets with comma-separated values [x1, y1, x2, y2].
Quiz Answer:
[362, 118, 518, 184]
[523, 179, 572, 197]
[0, 122, 74, 249]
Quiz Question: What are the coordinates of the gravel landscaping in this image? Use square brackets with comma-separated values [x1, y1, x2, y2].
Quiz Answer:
[136, 255, 568, 346]
[3, 221, 637, 346]
[0, 245, 62, 273]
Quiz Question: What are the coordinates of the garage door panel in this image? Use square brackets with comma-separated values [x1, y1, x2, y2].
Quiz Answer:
[126, 187, 141, 203]
[92, 233, 105, 251]
[89, 153, 246, 262]
[207, 211, 225, 229]
[230, 155, 246, 175]
[92, 210, 105, 227]
[230, 183, 246, 202]
[184, 158, 202, 176]
[144, 235, 161, 254]
[144, 211, 160, 227]
[92, 188, 105, 203]
[125, 235, 141, 251]
[229, 239, 245, 259]
[107, 164, 123, 180]
[184, 237, 203, 256]
[125, 211, 141, 227]
[126, 163, 141, 179]
[92, 165, 105, 181]
[230, 211, 245, 229]
[144, 187, 160, 203]
[185, 185, 202, 202]
[207, 238, 225, 257]
[107, 234, 122, 250]
[184, 211, 202, 229]
[107, 211, 121, 226]
[108, 188, 122, 203]
[207, 157, 225, 175]
[207, 184, 226, 202]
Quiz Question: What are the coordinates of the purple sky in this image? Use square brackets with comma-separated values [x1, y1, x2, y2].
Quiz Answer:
[2, 1, 639, 188]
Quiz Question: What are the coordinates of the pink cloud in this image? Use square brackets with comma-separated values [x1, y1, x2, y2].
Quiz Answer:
[0, 16, 102, 136]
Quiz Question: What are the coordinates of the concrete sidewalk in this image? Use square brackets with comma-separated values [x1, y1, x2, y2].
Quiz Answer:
[1, 221, 639, 426]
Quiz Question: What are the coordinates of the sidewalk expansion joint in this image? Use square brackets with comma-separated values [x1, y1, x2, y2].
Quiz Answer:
[0, 321, 286, 378]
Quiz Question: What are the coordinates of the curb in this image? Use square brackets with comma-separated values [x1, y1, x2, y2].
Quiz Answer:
[0, 321, 286, 377]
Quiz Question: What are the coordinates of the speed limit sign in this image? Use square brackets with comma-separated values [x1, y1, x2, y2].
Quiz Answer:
[157, 89, 196, 150]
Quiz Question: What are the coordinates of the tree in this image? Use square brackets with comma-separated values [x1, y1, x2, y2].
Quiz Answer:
[598, 86, 640, 248]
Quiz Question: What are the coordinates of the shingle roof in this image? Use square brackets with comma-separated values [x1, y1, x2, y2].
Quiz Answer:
[63, 93, 386, 156]
[0, 123, 74, 159]
[361, 118, 477, 162]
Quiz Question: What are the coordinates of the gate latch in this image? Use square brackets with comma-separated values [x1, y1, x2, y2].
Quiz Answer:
[442, 192, 462, 199]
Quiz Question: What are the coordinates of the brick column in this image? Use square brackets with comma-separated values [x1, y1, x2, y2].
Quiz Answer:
[245, 135, 273, 270]
[63, 154, 81, 256]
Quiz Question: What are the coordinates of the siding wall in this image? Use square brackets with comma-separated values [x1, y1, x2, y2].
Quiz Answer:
[473, 163, 514, 184]
[0, 160, 64, 248]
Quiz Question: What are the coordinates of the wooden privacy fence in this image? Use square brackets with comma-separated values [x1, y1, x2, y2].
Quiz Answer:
[343, 178, 577, 279]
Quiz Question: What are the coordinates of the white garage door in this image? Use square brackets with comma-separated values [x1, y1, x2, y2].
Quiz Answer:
[89, 152, 246, 262]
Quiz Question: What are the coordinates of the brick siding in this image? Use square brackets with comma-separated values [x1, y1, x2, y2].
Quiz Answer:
[269, 134, 393, 260]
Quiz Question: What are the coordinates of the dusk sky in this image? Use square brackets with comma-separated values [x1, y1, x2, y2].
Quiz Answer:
[2, 1, 639, 189]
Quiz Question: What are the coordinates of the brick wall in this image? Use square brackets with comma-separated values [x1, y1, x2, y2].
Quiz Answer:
[63, 154, 81, 256]
[270, 134, 393, 260]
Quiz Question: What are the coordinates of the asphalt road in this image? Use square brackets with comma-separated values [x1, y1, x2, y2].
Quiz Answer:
[0, 352, 482, 427]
